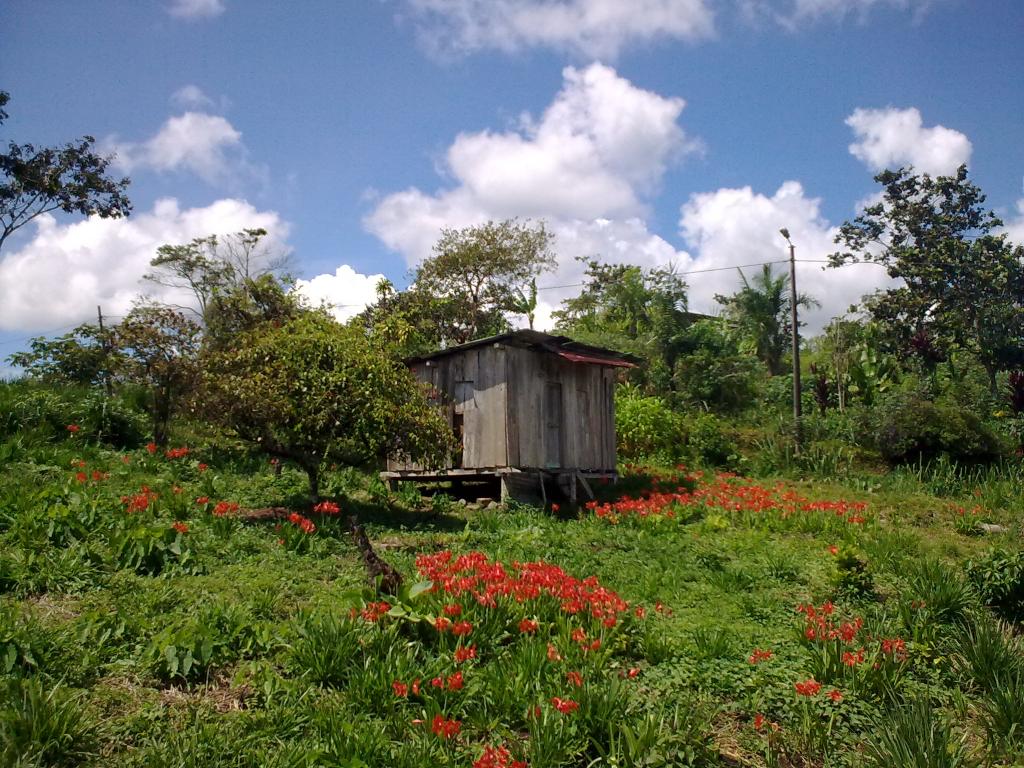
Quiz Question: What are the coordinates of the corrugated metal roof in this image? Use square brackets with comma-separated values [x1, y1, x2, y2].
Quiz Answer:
[406, 329, 640, 367]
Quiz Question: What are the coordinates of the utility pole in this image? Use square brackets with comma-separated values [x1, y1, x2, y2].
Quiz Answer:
[779, 229, 802, 453]
[97, 305, 112, 397]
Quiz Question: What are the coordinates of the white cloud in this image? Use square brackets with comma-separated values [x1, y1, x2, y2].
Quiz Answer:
[678, 182, 892, 330]
[294, 266, 387, 322]
[0, 199, 287, 332]
[167, 0, 225, 19]
[110, 111, 264, 188]
[1003, 199, 1024, 247]
[846, 106, 971, 177]
[366, 63, 696, 265]
[170, 84, 215, 110]
[741, 0, 941, 28]
[403, 0, 715, 59]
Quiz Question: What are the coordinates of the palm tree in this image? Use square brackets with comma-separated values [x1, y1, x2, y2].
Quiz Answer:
[716, 264, 819, 376]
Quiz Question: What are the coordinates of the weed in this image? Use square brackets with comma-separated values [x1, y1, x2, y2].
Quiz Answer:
[863, 699, 969, 768]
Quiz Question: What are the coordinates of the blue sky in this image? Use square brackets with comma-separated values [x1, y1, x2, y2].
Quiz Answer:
[2, 0, 1023, 370]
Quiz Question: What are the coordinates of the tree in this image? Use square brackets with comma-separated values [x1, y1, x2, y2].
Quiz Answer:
[7, 322, 119, 386]
[144, 228, 292, 328]
[200, 312, 454, 498]
[830, 164, 1024, 393]
[554, 258, 691, 395]
[115, 305, 202, 446]
[716, 264, 819, 376]
[0, 91, 131, 252]
[412, 219, 556, 345]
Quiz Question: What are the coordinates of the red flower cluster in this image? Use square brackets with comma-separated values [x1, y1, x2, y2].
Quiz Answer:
[313, 500, 340, 515]
[749, 647, 773, 664]
[171, 521, 189, 534]
[454, 645, 477, 664]
[121, 486, 159, 513]
[473, 745, 527, 768]
[430, 671, 464, 691]
[588, 473, 870, 526]
[797, 602, 863, 643]
[415, 551, 631, 622]
[212, 501, 239, 517]
[566, 670, 583, 687]
[164, 446, 190, 460]
[452, 620, 473, 636]
[794, 678, 822, 697]
[287, 512, 316, 534]
[361, 601, 391, 622]
[551, 696, 579, 714]
[146, 442, 157, 455]
[518, 618, 539, 634]
[66, 424, 80, 433]
[430, 714, 461, 739]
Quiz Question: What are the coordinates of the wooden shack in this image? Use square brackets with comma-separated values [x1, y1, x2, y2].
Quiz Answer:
[382, 330, 637, 502]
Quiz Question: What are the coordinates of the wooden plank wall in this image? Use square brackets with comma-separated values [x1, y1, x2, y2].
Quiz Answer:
[387, 346, 508, 471]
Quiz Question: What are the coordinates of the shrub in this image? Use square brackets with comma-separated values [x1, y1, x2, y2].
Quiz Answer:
[908, 559, 976, 625]
[967, 549, 1024, 621]
[0, 383, 147, 448]
[681, 412, 738, 468]
[290, 612, 363, 687]
[980, 671, 1024, 759]
[615, 388, 685, 463]
[951, 618, 1023, 694]
[861, 391, 1004, 465]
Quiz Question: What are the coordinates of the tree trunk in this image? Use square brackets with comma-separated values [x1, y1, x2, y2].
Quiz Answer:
[348, 516, 403, 596]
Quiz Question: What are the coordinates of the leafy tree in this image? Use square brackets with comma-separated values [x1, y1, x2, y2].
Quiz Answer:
[716, 264, 819, 376]
[412, 219, 556, 344]
[115, 305, 202, 446]
[0, 90, 131, 252]
[830, 164, 1024, 393]
[554, 258, 690, 394]
[200, 312, 454, 498]
[7, 322, 119, 386]
[672, 318, 761, 412]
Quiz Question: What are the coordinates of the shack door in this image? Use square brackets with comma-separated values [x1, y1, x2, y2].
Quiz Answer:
[544, 382, 562, 468]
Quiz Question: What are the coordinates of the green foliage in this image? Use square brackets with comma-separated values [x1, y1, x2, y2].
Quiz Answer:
[0, 382, 146, 448]
[200, 312, 455, 497]
[615, 388, 684, 463]
[672, 319, 761, 413]
[0, 678, 96, 766]
[950, 618, 1023, 694]
[681, 412, 739, 468]
[289, 611, 363, 687]
[862, 700, 969, 768]
[716, 263, 819, 377]
[831, 164, 1024, 392]
[980, 671, 1024, 759]
[830, 545, 875, 600]
[966, 549, 1024, 621]
[907, 559, 976, 626]
[860, 391, 1004, 465]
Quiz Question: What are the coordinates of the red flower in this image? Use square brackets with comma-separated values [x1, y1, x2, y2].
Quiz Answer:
[446, 671, 463, 690]
[197, 462, 208, 472]
[443, 603, 463, 616]
[75, 471, 87, 483]
[473, 744, 527, 768]
[547, 643, 562, 662]
[392, 680, 408, 697]
[566, 671, 583, 687]
[551, 503, 560, 512]
[754, 713, 765, 730]
[551, 697, 579, 714]
[828, 545, 839, 555]
[518, 618, 539, 634]
[146, 442, 157, 455]
[172, 521, 189, 534]
[794, 679, 822, 697]
[571, 627, 587, 643]
[749, 648, 773, 664]
[452, 620, 473, 636]
[212, 500, 239, 517]
[434, 616, 452, 632]
[828, 689, 843, 702]
[195, 496, 210, 505]
[313, 500, 340, 515]
[91, 470, 107, 481]
[165, 447, 190, 460]
[66, 424, 80, 433]
[430, 714, 461, 739]
[454, 645, 477, 664]
[430, 676, 444, 688]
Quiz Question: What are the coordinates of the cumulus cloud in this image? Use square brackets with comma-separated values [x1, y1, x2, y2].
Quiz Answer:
[170, 84, 215, 110]
[403, 0, 715, 59]
[0, 198, 287, 333]
[846, 106, 972, 177]
[1003, 199, 1024, 247]
[741, 0, 942, 28]
[678, 182, 892, 329]
[167, 0, 225, 19]
[109, 111, 265, 189]
[294, 266, 387, 322]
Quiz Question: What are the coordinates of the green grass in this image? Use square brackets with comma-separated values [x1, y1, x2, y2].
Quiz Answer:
[0, 426, 1021, 767]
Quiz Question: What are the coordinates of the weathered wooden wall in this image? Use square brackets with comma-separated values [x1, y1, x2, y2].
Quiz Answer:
[504, 346, 616, 472]
[387, 344, 508, 471]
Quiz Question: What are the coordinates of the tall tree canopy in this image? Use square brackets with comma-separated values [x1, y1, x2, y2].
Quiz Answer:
[200, 312, 454, 498]
[0, 90, 131, 251]
[554, 258, 690, 393]
[830, 164, 1024, 391]
[411, 219, 556, 345]
[716, 264, 819, 377]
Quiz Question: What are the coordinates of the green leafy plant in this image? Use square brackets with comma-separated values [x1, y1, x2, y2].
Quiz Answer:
[967, 549, 1024, 621]
[0, 678, 96, 766]
[863, 700, 970, 768]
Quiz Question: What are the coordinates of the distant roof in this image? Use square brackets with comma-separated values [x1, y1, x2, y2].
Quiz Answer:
[407, 329, 640, 368]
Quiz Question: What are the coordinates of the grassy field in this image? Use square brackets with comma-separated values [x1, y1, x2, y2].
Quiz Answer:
[2, 429, 1023, 767]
